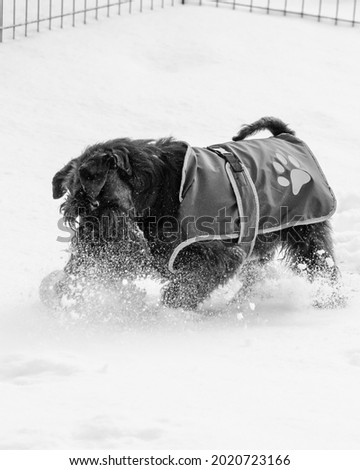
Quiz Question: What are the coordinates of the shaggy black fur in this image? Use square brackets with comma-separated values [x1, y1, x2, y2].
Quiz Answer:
[52, 117, 339, 310]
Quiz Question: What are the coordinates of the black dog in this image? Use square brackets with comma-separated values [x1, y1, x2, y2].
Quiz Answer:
[52, 117, 340, 310]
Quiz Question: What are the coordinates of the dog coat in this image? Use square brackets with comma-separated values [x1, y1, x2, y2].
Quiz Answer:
[168, 133, 336, 272]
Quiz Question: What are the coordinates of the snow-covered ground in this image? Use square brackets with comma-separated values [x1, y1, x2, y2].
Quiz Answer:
[0, 2, 360, 450]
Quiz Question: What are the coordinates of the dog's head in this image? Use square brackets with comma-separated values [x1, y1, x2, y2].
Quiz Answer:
[52, 142, 139, 218]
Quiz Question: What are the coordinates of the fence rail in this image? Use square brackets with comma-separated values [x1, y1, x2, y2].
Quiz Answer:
[201, 0, 359, 26]
[0, 0, 175, 43]
[0, 0, 358, 43]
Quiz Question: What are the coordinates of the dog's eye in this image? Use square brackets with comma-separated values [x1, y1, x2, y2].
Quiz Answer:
[79, 168, 99, 181]
[118, 169, 128, 178]
[117, 172, 134, 190]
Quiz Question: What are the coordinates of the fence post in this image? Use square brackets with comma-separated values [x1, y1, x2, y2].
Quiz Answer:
[353, 0, 357, 26]
[72, 0, 76, 27]
[61, 0, 64, 28]
[335, 0, 339, 25]
[0, 0, 3, 43]
[25, 0, 29, 37]
[13, 0, 16, 39]
[37, 0, 41, 32]
[318, 0, 322, 22]
[49, 0, 52, 30]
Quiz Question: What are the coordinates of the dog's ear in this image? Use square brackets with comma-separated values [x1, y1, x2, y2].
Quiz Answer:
[52, 160, 77, 199]
[108, 149, 132, 176]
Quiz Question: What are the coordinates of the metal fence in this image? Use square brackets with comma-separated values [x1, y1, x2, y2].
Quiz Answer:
[198, 0, 359, 26]
[0, 0, 358, 43]
[0, 0, 175, 42]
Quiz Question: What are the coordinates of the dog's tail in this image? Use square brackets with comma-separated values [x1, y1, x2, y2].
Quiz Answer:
[232, 116, 295, 141]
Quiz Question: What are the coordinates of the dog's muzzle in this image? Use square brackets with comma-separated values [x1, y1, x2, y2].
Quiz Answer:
[88, 198, 100, 210]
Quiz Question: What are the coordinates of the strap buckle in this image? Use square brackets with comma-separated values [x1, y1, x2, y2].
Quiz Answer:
[208, 146, 244, 173]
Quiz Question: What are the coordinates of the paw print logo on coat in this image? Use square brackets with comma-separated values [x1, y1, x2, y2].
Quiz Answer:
[273, 152, 311, 196]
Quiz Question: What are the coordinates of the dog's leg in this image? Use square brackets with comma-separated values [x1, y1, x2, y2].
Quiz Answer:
[280, 221, 344, 307]
[161, 243, 244, 310]
[281, 221, 338, 281]
[162, 270, 222, 310]
[230, 236, 279, 307]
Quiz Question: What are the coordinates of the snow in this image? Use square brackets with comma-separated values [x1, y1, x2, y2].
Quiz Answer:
[1, 1, 360, 450]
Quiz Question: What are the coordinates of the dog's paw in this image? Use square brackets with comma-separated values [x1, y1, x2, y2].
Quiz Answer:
[272, 152, 311, 195]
